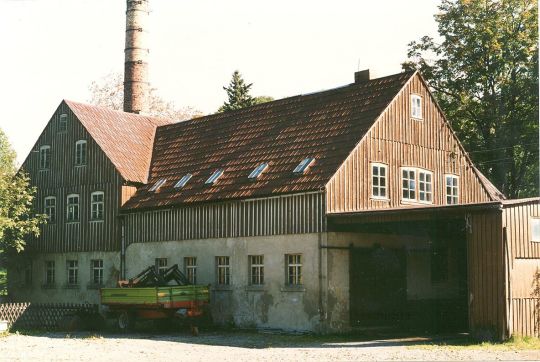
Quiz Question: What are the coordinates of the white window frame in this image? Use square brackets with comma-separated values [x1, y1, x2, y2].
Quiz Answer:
[286, 254, 302, 286]
[249, 255, 264, 286]
[418, 169, 433, 204]
[531, 218, 540, 242]
[149, 178, 167, 192]
[58, 114, 68, 133]
[293, 158, 315, 174]
[90, 191, 104, 221]
[216, 256, 231, 285]
[66, 194, 80, 222]
[206, 169, 224, 185]
[371, 162, 388, 200]
[44, 196, 56, 223]
[75, 140, 87, 166]
[66, 260, 78, 285]
[445, 174, 459, 205]
[184, 257, 197, 284]
[39, 145, 51, 170]
[45, 260, 55, 285]
[174, 174, 192, 188]
[401, 167, 417, 202]
[411, 94, 423, 119]
[91, 259, 104, 285]
[155, 258, 168, 274]
[248, 163, 268, 179]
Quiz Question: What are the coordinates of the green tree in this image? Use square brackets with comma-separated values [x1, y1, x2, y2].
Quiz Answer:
[254, 96, 275, 105]
[403, 0, 538, 198]
[218, 70, 256, 112]
[0, 129, 45, 295]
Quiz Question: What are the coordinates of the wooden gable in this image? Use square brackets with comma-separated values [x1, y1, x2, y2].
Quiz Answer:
[326, 72, 496, 213]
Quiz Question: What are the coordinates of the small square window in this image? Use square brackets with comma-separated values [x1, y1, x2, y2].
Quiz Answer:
[531, 218, 540, 242]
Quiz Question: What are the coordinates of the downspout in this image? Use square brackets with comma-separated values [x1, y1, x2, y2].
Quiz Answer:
[120, 215, 126, 280]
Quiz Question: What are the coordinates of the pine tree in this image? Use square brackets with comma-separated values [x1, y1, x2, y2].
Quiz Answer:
[218, 70, 256, 112]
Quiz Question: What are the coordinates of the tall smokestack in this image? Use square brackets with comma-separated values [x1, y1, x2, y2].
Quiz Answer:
[124, 0, 149, 114]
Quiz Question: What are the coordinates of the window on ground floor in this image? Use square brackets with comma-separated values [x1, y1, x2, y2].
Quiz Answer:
[91, 259, 104, 285]
[155, 258, 168, 274]
[216, 256, 230, 285]
[45, 261, 55, 285]
[184, 257, 197, 284]
[66, 260, 78, 285]
[286, 254, 302, 286]
[249, 255, 264, 285]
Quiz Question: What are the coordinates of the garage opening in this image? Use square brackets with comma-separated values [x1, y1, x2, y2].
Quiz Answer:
[348, 218, 468, 333]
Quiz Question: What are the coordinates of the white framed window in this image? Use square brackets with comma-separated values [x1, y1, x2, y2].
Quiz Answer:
[401, 168, 416, 201]
[206, 169, 224, 185]
[216, 256, 230, 285]
[58, 114, 68, 132]
[75, 140, 87, 166]
[249, 255, 264, 285]
[445, 175, 459, 205]
[249, 163, 268, 179]
[293, 157, 315, 174]
[286, 254, 302, 286]
[174, 174, 192, 188]
[90, 191, 104, 220]
[45, 261, 55, 285]
[155, 258, 168, 274]
[149, 178, 167, 192]
[66, 194, 80, 222]
[418, 170, 433, 203]
[411, 94, 422, 119]
[91, 259, 104, 285]
[66, 260, 78, 285]
[531, 218, 540, 242]
[44, 196, 56, 223]
[371, 163, 388, 199]
[184, 257, 197, 284]
[39, 145, 51, 170]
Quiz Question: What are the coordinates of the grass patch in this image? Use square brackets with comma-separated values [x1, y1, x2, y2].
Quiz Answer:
[413, 335, 540, 350]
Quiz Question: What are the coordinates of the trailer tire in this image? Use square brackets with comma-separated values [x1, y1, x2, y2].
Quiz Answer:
[117, 311, 135, 331]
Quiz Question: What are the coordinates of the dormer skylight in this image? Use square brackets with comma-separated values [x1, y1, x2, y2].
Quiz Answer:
[149, 178, 167, 192]
[174, 174, 192, 188]
[248, 163, 268, 179]
[293, 157, 315, 174]
[205, 169, 224, 185]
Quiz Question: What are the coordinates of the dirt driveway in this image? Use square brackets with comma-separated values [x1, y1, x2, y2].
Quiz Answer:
[1, 331, 539, 361]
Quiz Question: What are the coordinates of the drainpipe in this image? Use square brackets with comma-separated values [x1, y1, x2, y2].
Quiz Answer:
[120, 216, 126, 280]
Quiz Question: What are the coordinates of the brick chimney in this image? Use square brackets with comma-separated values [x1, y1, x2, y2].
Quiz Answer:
[124, 0, 149, 114]
[354, 69, 370, 84]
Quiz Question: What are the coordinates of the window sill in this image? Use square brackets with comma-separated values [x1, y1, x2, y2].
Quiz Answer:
[66, 221, 80, 225]
[371, 197, 390, 202]
[89, 220, 104, 223]
[411, 116, 423, 121]
[212, 285, 233, 292]
[38, 169, 49, 172]
[245, 285, 265, 292]
[63, 284, 80, 290]
[41, 284, 57, 290]
[280, 286, 306, 293]
[74, 165, 86, 168]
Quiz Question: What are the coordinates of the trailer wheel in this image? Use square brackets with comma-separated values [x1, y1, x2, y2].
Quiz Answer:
[117, 311, 135, 331]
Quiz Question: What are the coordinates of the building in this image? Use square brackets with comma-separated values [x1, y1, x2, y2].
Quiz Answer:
[9, 68, 540, 338]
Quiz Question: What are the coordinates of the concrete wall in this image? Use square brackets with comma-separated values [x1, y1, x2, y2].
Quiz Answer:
[8, 251, 120, 304]
[125, 233, 324, 332]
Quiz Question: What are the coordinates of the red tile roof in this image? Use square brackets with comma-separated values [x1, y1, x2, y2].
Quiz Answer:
[122, 71, 416, 210]
[65, 100, 173, 184]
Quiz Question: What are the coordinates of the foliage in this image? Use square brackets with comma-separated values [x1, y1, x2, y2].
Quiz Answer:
[218, 71, 256, 112]
[0, 129, 45, 254]
[0, 268, 6, 296]
[254, 96, 275, 105]
[88, 72, 202, 121]
[403, 0, 538, 198]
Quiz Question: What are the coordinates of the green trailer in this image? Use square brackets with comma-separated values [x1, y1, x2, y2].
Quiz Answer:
[100, 265, 210, 331]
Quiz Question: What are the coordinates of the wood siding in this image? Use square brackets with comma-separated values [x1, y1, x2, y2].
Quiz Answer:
[326, 74, 492, 213]
[503, 200, 540, 337]
[466, 210, 506, 340]
[23, 102, 124, 253]
[124, 192, 326, 244]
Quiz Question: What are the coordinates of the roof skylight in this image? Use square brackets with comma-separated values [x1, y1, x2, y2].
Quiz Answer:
[293, 157, 315, 174]
[174, 174, 192, 188]
[149, 178, 167, 192]
[205, 169, 224, 185]
[248, 163, 268, 179]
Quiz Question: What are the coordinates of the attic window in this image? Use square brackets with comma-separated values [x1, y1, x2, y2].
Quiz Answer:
[206, 169, 224, 185]
[248, 163, 268, 179]
[58, 114, 68, 133]
[293, 158, 315, 174]
[149, 178, 167, 192]
[174, 174, 192, 188]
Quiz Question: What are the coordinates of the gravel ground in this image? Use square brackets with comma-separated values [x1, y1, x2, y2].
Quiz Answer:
[1, 331, 539, 361]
